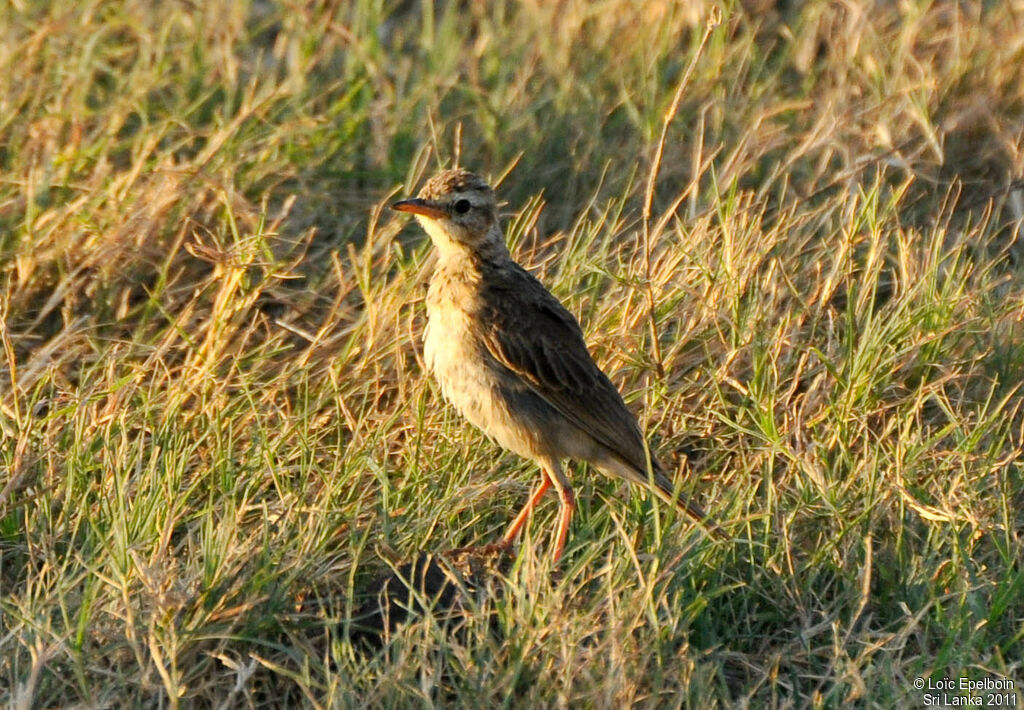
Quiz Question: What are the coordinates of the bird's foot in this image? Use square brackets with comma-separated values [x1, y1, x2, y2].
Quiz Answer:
[445, 538, 514, 559]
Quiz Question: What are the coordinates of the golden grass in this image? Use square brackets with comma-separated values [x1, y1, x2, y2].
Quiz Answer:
[1, 0, 1023, 706]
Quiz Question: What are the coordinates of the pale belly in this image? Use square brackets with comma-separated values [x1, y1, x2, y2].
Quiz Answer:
[424, 306, 576, 462]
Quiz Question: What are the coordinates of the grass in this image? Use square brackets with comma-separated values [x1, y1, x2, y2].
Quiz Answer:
[2, 0, 1023, 706]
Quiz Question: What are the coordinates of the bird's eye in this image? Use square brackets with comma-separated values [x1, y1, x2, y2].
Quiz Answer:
[453, 199, 471, 214]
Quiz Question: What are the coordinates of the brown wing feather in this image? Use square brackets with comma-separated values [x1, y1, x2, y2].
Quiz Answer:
[478, 264, 724, 537]
[477, 265, 651, 472]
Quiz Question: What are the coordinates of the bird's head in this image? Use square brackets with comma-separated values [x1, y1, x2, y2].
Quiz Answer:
[392, 168, 505, 259]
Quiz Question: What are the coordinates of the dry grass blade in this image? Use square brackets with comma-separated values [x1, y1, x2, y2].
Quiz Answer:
[0, 0, 1022, 707]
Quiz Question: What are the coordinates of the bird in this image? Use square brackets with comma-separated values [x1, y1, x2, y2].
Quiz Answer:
[392, 168, 721, 562]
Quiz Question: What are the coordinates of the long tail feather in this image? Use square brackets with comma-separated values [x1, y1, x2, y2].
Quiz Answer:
[650, 468, 727, 540]
[596, 454, 727, 540]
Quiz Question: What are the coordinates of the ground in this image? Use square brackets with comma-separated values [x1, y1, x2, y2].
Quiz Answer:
[1, 1, 1023, 707]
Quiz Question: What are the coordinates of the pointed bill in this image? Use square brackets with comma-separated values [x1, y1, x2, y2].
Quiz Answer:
[392, 198, 447, 219]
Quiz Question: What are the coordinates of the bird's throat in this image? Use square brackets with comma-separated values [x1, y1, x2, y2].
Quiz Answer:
[421, 219, 510, 267]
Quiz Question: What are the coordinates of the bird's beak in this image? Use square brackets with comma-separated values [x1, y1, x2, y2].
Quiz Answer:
[392, 198, 447, 219]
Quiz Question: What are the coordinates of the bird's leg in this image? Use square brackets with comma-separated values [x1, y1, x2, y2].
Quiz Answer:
[544, 461, 575, 563]
[501, 471, 552, 544]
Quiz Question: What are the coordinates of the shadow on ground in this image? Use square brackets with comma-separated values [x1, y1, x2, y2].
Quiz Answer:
[346, 545, 516, 650]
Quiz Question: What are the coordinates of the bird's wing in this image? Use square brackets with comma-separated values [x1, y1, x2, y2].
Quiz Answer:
[476, 264, 724, 537]
[476, 265, 651, 472]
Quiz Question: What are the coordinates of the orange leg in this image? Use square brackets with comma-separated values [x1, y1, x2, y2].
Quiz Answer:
[550, 487, 576, 562]
[545, 461, 576, 563]
[502, 473, 552, 544]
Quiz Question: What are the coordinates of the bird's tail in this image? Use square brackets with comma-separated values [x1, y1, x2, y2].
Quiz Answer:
[598, 453, 727, 540]
[649, 465, 727, 539]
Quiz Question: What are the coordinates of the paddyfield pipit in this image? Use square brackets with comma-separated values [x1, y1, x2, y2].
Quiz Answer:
[393, 168, 720, 562]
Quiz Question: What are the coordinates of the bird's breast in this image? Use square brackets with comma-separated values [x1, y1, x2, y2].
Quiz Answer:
[424, 298, 550, 460]
[424, 301, 493, 410]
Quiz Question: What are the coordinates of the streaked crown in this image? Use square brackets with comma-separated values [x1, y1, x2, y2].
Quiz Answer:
[418, 168, 493, 201]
